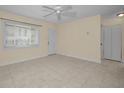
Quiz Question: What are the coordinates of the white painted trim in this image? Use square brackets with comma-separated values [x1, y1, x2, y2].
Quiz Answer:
[0, 53, 101, 67]
[57, 53, 101, 64]
[0, 55, 47, 67]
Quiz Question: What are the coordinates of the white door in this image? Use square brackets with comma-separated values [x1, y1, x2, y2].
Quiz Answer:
[111, 26, 121, 61]
[103, 27, 112, 60]
[48, 29, 56, 55]
[103, 25, 121, 61]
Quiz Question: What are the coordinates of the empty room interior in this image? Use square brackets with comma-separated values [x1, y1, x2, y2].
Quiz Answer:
[0, 5, 124, 88]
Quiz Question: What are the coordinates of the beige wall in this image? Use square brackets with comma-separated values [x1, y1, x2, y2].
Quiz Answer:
[0, 10, 57, 66]
[56, 15, 101, 63]
[0, 10, 102, 65]
[102, 17, 124, 62]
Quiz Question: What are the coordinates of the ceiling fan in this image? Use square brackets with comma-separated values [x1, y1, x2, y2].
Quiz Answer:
[42, 5, 76, 20]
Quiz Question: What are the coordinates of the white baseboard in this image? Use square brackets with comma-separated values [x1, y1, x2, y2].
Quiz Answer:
[57, 53, 101, 64]
[0, 55, 47, 67]
[0, 53, 101, 67]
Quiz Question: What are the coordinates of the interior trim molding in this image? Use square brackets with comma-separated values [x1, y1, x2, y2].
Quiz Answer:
[0, 53, 101, 67]
[0, 55, 47, 67]
[57, 53, 101, 64]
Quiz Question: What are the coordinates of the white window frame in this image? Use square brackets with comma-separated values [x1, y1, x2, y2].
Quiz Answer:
[2, 19, 40, 48]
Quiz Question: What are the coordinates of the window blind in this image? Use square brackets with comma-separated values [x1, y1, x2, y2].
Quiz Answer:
[3, 19, 40, 48]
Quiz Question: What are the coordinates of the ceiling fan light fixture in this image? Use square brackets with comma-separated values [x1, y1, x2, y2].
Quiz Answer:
[57, 10, 61, 14]
[42, 5, 75, 21]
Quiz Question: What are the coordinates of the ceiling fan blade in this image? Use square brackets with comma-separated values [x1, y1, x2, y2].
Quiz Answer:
[62, 12, 77, 17]
[43, 11, 56, 17]
[62, 5, 72, 11]
[42, 6, 56, 11]
[42, 9, 53, 12]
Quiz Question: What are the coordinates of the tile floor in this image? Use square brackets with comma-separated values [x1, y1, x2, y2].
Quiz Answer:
[0, 55, 124, 88]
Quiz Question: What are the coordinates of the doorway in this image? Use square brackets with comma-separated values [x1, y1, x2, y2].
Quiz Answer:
[102, 25, 122, 62]
[48, 29, 56, 55]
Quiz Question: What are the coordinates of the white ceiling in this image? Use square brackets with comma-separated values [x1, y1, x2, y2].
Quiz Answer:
[0, 5, 124, 23]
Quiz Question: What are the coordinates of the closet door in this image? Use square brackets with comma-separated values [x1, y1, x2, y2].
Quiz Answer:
[111, 26, 121, 61]
[103, 27, 112, 60]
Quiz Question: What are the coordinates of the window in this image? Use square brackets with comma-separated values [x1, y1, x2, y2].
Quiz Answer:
[3, 19, 40, 48]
